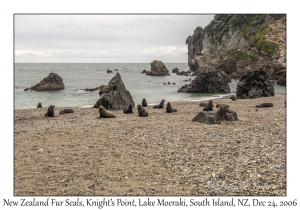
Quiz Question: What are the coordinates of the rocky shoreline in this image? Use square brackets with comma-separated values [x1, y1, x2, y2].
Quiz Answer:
[14, 95, 286, 196]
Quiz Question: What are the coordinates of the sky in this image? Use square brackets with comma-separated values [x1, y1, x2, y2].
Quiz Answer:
[14, 14, 214, 63]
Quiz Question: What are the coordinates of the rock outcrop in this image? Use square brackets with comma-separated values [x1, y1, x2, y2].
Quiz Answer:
[177, 69, 230, 93]
[146, 60, 170, 76]
[236, 70, 275, 99]
[25, 73, 64, 91]
[192, 103, 238, 124]
[172, 68, 179, 74]
[186, 14, 286, 81]
[93, 73, 135, 111]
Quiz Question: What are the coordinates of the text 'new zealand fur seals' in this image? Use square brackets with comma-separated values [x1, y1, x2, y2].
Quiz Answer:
[142, 98, 147, 107]
[123, 104, 133, 114]
[45, 105, 55, 117]
[153, 99, 165, 109]
[59, 109, 74, 114]
[166, 102, 177, 113]
[37, 102, 42, 108]
[137, 104, 148, 117]
[99, 106, 116, 118]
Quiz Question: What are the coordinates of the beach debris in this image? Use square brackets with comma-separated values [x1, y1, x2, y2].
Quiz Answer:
[45, 105, 55, 117]
[192, 103, 237, 124]
[25, 73, 65, 91]
[37, 102, 42, 108]
[146, 60, 170, 76]
[255, 103, 274, 108]
[177, 69, 231, 93]
[153, 100, 165, 109]
[236, 69, 275, 99]
[166, 102, 177, 113]
[59, 109, 74, 114]
[93, 73, 135, 111]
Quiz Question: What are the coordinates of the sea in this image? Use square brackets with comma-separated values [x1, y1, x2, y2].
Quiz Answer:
[14, 63, 286, 110]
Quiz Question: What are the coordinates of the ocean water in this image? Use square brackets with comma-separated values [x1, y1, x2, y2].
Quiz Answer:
[14, 63, 286, 109]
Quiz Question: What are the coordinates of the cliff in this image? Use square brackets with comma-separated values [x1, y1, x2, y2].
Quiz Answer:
[186, 14, 286, 80]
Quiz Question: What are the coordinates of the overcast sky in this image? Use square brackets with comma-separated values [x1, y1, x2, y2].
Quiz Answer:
[15, 14, 214, 63]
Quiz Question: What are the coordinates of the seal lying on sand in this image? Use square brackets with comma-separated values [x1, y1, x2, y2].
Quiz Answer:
[203, 100, 213, 111]
[142, 98, 147, 107]
[45, 105, 55, 117]
[166, 102, 177, 113]
[123, 104, 133, 114]
[99, 106, 116, 118]
[37, 102, 42, 108]
[153, 99, 165, 109]
[137, 104, 148, 117]
[59, 109, 74, 114]
[255, 103, 273, 108]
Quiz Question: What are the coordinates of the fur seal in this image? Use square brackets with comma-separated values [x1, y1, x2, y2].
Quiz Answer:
[59, 109, 74, 114]
[142, 98, 147, 107]
[255, 103, 273, 108]
[45, 105, 55, 117]
[199, 102, 208, 107]
[153, 99, 165, 109]
[37, 102, 42, 108]
[123, 104, 133, 114]
[137, 104, 148, 117]
[99, 106, 116, 118]
[203, 100, 213, 111]
[166, 102, 177, 113]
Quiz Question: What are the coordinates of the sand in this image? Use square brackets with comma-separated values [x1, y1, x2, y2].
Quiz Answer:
[14, 95, 286, 196]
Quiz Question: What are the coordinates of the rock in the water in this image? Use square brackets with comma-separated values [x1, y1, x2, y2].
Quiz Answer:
[146, 60, 170, 76]
[107, 69, 113, 73]
[177, 71, 186, 75]
[177, 69, 230, 93]
[26, 73, 65, 91]
[141, 70, 147, 73]
[93, 73, 135, 111]
[37, 102, 42, 108]
[172, 67, 179, 74]
[255, 103, 273, 108]
[59, 109, 74, 114]
[236, 70, 275, 99]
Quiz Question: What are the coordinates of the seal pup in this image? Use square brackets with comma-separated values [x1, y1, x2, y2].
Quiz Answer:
[153, 99, 165, 109]
[123, 104, 133, 114]
[59, 109, 74, 114]
[45, 105, 55, 117]
[142, 98, 147, 107]
[137, 104, 148, 117]
[37, 102, 42, 108]
[166, 102, 177, 113]
[99, 106, 116, 118]
[203, 100, 213, 111]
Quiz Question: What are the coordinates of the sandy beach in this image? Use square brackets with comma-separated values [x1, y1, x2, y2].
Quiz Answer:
[14, 95, 286, 196]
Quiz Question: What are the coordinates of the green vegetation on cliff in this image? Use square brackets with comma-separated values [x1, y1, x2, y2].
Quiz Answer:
[226, 48, 258, 61]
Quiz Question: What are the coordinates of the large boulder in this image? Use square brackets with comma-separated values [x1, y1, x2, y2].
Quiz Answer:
[25, 73, 64, 91]
[146, 60, 170, 76]
[177, 69, 231, 93]
[93, 73, 135, 110]
[236, 70, 275, 99]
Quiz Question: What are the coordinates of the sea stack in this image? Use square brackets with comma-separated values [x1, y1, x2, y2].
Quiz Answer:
[146, 60, 170, 76]
[25, 73, 65, 91]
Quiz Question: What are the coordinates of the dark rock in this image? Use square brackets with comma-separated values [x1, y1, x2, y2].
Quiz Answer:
[37, 102, 42, 108]
[177, 69, 230, 93]
[107, 69, 113, 73]
[177, 71, 186, 75]
[146, 60, 170, 76]
[172, 67, 179, 74]
[192, 111, 218, 124]
[236, 70, 275, 99]
[59, 109, 74, 114]
[217, 57, 237, 75]
[84, 87, 101, 92]
[276, 70, 286, 86]
[93, 73, 135, 111]
[24, 88, 30, 91]
[98, 85, 109, 96]
[27, 73, 64, 91]
[142, 70, 147, 73]
[255, 103, 273, 108]
[199, 102, 208, 107]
